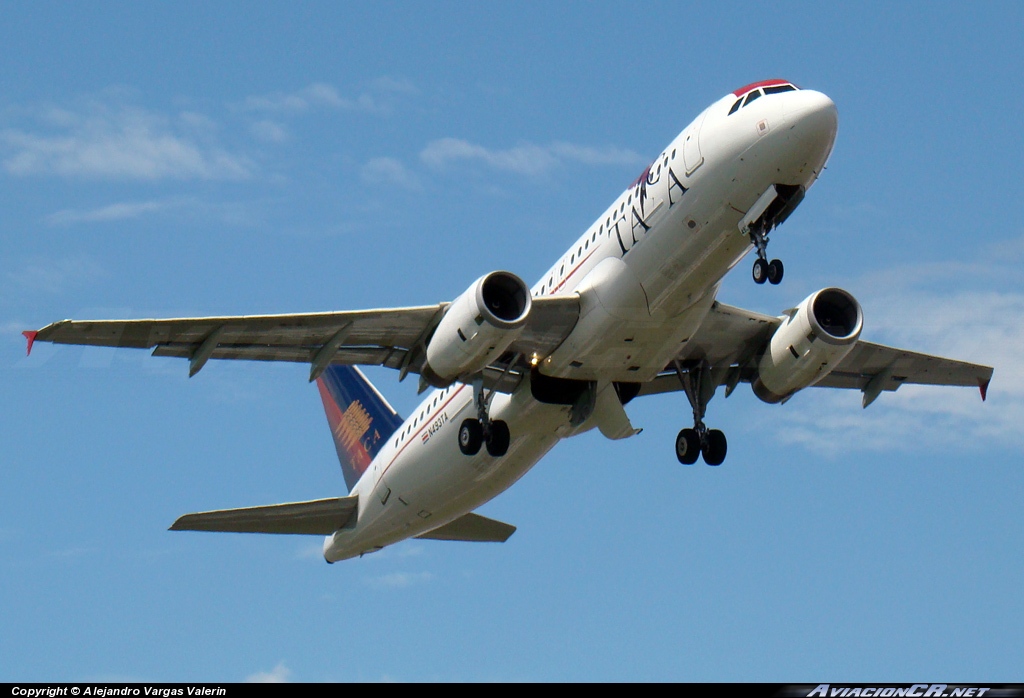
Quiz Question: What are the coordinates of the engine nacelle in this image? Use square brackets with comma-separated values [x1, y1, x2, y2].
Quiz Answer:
[752, 287, 863, 403]
[422, 271, 531, 387]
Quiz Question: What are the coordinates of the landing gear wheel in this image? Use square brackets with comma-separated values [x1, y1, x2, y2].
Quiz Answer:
[752, 258, 769, 284]
[675, 428, 700, 465]
[458, 419, 483, 456]
[767, 258, 784, 285]
[702, 429, 728, 466]
[485, 420, 510, 457]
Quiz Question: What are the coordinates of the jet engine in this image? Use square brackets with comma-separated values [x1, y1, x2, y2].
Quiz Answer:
[422, 271, 531, 387]
[752, 287, 863, 403]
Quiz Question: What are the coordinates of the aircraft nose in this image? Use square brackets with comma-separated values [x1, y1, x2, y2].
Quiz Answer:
[784, 89, 838, 155]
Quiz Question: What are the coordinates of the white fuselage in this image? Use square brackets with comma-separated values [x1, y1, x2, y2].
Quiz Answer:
[324, 84, 838, 562]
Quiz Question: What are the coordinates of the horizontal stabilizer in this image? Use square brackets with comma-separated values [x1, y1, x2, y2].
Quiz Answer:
[170, 495, 358, 535]
[415, 512, 516, 543]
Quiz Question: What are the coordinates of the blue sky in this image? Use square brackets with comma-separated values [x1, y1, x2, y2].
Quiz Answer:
[2, 2, 1022, 682]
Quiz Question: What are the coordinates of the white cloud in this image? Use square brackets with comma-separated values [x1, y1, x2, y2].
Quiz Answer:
[1, 321, 29, 340]
[361, 156, 421, 191]
[420, 137, 643, 176]
[294, 541, 324, 560]
[397, 544, 425, 558]
[6, 255, 105, 294]
[243, 82, 387, 114]
[548, 141, 648, 166]
[371, 76, 418, 95]
[0, 102, 251, 180]
[249, 119, 289, 143]
[45, 200, 170, 225]
[246, 662, 291, 683]
[364, 571, 434, 589]
[765, 245, 1024, 454]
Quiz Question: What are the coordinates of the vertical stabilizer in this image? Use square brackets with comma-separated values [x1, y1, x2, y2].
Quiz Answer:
[316, 366, 404, 491]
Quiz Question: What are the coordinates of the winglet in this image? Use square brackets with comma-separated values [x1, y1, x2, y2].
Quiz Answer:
[22, 330, 38, 356]
[979, 378, 990, 402]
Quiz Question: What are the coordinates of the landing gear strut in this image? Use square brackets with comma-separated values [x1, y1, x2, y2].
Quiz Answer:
[458, 376, 510, 457]
[673, 360, 728, 466]
[749, 225, 784, 286]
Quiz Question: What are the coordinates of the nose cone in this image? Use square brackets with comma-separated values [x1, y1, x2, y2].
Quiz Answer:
[785, 89, 839, 157]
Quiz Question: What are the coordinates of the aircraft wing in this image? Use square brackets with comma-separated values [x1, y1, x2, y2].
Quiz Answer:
[638, 301, 993, 404]
[414, 512, 516, 543]
[28, 295, 580, 387]
[170, 495, 359, 535]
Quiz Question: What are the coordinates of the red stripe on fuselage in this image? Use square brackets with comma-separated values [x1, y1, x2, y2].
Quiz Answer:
[552, 247, 598, 294]
[379, 384, 468, 480]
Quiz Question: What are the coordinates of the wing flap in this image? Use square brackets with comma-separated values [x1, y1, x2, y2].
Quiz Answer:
[414, 512, 516, 543]
[152, 343, 401, 367]
[169, 495, 358, 535]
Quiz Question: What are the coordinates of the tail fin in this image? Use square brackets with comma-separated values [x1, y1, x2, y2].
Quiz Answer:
[316, 366, 404, 492]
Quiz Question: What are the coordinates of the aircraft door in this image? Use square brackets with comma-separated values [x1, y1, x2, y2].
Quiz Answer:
[683, 111, 706, 175]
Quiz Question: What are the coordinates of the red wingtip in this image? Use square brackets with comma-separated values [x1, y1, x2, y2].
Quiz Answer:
[979, 378, 990, 402]
[22, 330, 38, 356]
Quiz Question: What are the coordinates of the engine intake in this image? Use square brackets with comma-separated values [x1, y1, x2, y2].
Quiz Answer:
[752, 287, 863, 403]
[422, 271, 531, 386]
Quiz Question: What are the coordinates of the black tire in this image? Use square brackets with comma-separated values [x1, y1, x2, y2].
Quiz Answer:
[675, 428, 700, 465]
[702, 429, 728, 466]
[485, 419, 511, 457]
[752, 258, 768, 284]
[459, 419, 483, 456]
[767, 258, 784, 285]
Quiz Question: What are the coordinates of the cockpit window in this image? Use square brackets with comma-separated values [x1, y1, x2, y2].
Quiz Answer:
[728, 81, 799, 115]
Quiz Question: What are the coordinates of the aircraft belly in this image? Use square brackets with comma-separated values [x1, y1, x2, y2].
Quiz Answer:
[325, 380, 565, 560]
[542, 160, 753, 382]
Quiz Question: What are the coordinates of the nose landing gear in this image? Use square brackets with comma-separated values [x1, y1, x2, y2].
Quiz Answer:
[750, 226, 784, 285]
[673, 360, 728, 466]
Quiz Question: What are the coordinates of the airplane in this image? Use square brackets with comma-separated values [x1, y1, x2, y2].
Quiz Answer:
[25, 79, 993, 563]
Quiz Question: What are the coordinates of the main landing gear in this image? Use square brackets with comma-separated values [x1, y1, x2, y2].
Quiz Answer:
[749, 225, 784, 285]
[673, 360, 728, 466]
[458, 376, 510, 458]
